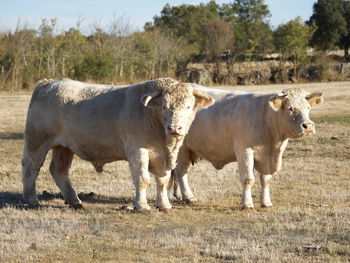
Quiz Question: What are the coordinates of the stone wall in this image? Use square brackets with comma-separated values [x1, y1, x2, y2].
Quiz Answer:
[179, 61, 350, 85]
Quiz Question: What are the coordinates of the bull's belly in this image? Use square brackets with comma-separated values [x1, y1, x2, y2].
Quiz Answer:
[253, 160, 279, 175]
[187, 136, 236, 170]
[209, 158, 236, 170]
[197, 151, 237, 170]
[53, 135, 126, 163]
[74, 147, 126, 163]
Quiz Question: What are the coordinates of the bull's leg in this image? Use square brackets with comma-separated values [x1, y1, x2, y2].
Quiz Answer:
[236, 148, 255, 209]
[22, 145, 50, 208]
[128, 148, 151, 211]
[49, 146, 82, 208]
[174, 150, 196, 203]
[176, 171, 197, 204]
[154, 171, 172, 210]
[260, 174, 273, 208]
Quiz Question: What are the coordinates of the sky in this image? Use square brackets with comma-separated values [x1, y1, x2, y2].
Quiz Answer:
[0, 0, 317, 33]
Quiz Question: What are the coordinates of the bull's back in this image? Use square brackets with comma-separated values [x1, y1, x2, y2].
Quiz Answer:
[25, 79, 128, 161]
[28, 80, 107, 132]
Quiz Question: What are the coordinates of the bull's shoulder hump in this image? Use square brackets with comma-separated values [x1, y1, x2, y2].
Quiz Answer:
[189, 85, 249, 101]
[32, 78, 123, 104]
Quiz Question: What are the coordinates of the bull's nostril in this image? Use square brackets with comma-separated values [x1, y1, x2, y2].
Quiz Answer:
[302, 122, 314, 131]
[167, 125, 182, 135]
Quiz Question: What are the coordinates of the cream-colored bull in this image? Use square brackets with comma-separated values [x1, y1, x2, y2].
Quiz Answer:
[172, 85, 323, 209]
[22, 78, 213, 211]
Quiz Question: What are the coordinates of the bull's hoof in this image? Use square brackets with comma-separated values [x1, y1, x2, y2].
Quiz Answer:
[158, 208, 173, 214]
[241, 206, 255, 211]
[136, 208, 152, 215]
[260, 204, 273, 208]
[69, 203, 84, 210]
[27, 203, 40, 209]
[183, 198, 198, 206]
[173, 198, 198, 206]
[173, 195, 182, 201]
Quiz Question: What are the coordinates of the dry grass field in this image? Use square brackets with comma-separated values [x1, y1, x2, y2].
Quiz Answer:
[0, 81, 349, 263]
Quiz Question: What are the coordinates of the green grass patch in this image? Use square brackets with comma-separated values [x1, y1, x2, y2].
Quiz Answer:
[327, 96, 350, 101]
[313, 115, 350, 124]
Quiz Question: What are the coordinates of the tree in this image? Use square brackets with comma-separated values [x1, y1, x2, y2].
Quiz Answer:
[340, 0, 350, 59]
[147, 0, 273, 57]
[0, 25, 37, 90]
[36, 18, 58, 78]
[74, 53, 114, 81]
[147, 2, 219, 54]
[200, 19, 234, 59]
[309, 0, 347, 50]
[220, 0, 273, 55]
[56, 28, 88, 77]
[132, 29, 191, 79]
[274, 17, 314, 78]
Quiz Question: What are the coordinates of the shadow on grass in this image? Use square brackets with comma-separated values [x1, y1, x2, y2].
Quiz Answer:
[0, 192, 26, 209]
[0, 191, 133, 209]
[0, 133, 24, 140]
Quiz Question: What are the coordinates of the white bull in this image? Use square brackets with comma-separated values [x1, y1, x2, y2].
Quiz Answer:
[172, 85, 323, 209]
[22, 78, 213, 211]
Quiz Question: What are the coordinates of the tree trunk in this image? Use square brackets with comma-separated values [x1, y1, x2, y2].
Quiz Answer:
[293, 56, 298, 81]
[345, 47, 349, 61]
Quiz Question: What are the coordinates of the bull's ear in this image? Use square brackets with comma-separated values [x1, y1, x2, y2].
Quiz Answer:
[306, 92, 323, 107]
[193, 89, 214, 108]
[140, 89, 162, 107]
[269, 93, 287, 111]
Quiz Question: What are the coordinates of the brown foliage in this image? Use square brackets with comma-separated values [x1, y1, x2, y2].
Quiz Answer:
[200, 19, 234, 59]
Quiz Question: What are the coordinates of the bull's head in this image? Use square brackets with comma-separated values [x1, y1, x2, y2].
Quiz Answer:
[269, 88, 323, 138]
[141, 79, 214, 137]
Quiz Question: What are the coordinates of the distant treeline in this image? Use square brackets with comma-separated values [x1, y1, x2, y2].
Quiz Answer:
[0, 0, 350, 90]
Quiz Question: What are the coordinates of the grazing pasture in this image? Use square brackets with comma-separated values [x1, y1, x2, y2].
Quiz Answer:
[0, 81, 349, 262]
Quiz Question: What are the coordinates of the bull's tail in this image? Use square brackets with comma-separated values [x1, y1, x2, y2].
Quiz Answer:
[168, 170, 182, 200]
[167, 170, 176, 191]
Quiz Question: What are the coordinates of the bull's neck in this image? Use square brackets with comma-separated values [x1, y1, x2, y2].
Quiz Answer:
[259, 102, 289, 174]
[144, 108, 183, 170]
[265, 103, 289, 143]
[165, 136, 184, 170]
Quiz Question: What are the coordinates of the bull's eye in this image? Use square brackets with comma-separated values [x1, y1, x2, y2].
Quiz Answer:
[162, 106, 166, 110]
[187, 106, 191, 109]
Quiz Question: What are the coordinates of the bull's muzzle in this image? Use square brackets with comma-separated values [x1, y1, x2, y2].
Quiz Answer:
[301, 121, 315, 134]
[166, 124, 184, 136]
